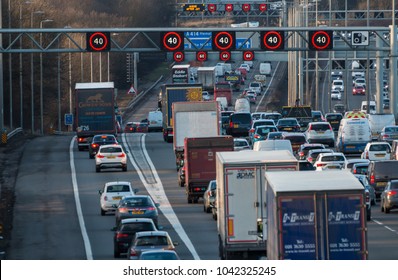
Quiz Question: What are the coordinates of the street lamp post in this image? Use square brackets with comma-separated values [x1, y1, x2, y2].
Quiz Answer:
[40, 19, 53, 134]
[30, 10, 44, 134]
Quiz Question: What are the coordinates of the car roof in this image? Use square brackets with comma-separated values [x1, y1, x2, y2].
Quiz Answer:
[99, 144, 122, 149]
[105, 181, 131, 187]
[282, 132, 305, 136]
[121, 218, 155, 225]
[318, 152, 345, 157]
[135, 231, 169, 238]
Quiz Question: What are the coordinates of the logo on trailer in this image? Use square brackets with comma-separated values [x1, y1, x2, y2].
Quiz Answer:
[186, 88, 202, 101]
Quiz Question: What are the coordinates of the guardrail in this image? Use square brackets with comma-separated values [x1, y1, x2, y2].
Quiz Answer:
[6, 127, 23, 139]
[126, 75, 163, 110]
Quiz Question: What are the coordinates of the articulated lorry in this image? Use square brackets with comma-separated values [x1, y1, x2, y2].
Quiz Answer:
[173, 101, 220, 170]
[197, 66, 217, 94]
[214, 82, 233, 106]
[216, 150, 299, 260]
[266, 171, 368, 260]
[184, 136, 234, 204]
[75, 82, 116, 151]
[161, 83, 203, 142]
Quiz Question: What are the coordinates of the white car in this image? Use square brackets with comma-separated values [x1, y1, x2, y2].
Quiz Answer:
[353, 78, 366, 88]
[233, 138, 251, 151]
[99, 181, 138, 215]
[95, 144, 128, 172]
[249, 82, 262, 96]
[331, 80, 344, 92]
[313, 152, 347, 171]
[330, 90, 342, 100]
[202, 91, 211, 101]
[304, 122, 335, 147]
[239, 63, 250, 72]
[361, 142, 392, 161]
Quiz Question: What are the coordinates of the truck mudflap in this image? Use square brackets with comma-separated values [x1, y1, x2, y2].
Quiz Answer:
[163, 127, 173, 143]
[186, 183, 207, 204]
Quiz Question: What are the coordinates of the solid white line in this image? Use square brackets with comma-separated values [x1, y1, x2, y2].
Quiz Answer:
[69, 137, 93, 260]
[384, 226, 397, 233]
[122, 133, 201, 260]
[255, 61, 280, 113]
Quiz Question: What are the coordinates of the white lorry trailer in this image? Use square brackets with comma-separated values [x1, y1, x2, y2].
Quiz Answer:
[216, 150, 299, 260]
[173, 101, 220, 170]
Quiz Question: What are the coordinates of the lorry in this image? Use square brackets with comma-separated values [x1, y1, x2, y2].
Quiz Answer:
[75, 82, 117, 151]
[224, 73, 241, 91]
[161, 83, 203, 143]
[216, 150, 299, 260]
[367, 113, 395, 141]
[171, 64, 190, 84]
[281, 105, 312, 131]
[197, 66, 217, 94]
[214, 82, 233, 106]
[266, 171, 368, 260]
[184, 136, 234, 204]
[173, 101, 220, 170]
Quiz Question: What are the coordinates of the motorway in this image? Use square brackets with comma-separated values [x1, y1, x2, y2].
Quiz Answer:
[7, 61, 398, 260]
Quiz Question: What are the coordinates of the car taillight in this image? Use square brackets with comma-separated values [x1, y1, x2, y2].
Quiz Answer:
[97, 154, 105, 158]
[229, 122, 233, 128]
[147, 207, 156, 211]
[118, 153, 126, 158]
[307, 157, 313, 162]
[118, 207, 128, 213]
[316, 163, 326, 167]
[299, 152, 304, 157]
[387, 190, 397, 197]
[382, 134, 389, 139]
[353, 169, 357, 174]
[249, 129, 254, 133]
[365, 192, 370, 203]
[370, 175, 375, 184]
[116, 233, 129, 239]
[254, 134, 260, 139]
[129, 248, 137, 257]
[104, 196, 108, 201]
[364, 151, 368, 159]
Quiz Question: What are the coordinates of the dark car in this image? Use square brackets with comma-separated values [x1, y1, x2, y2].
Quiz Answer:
[282, 132, 307, 153]
[221, 111, 234, 132]
[113, 218, 157, 258]
[333, 103, 345, 114]
[325, 113, 343, 131]
[381, 180, 398, 213]
[178, 166, 185, 187]
[306, 148, 334, 164]
[297, 143, 326, 160]
[379, 125, 398, 143]
[124, 122, 148, 133]
[311, 111, 325, 122]
[266, 131, 283, 140]
[115, 195, 159, 227]
[88, 134, 118, 159]
[367, 160, 398, 200]
[351, 162, 370, 175]
[276, 118, 301, 132]
[226, 112, 252, 137]
[298, 160, 316, 171]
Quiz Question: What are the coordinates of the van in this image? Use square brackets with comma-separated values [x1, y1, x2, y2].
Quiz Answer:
[252, 139, 293, 154]
[234, 97, 250, 113]
[147, 110, 163, 132]
[367, 114, 395, 140]
[226, 112, 252, 137]
[367, 160, 398, 199]
[361, 101, 376, 114]
[336, 117, 371, 154]
[259, 62, 272, 76]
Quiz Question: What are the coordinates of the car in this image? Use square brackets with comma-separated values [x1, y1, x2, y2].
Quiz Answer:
[281, 132, 307, 153]
[331, 79, 344, 92]
[343, 158, 370, 170]
[266, 131, 283, 140]
[178, 166, 185, 187]
[311, 111, 325, 122]
[202, 91, 211, 101]
[331, 70, 343, 80]
[298, 160, 316, 171]
[251, 112, 267, 121]
[367, 160, 398, 200]
[351, 162, 370, 175]
[233, 138, 251, 151]
[333, 103, 345, 114]
[304, 122, 335, 147]
[239, 63, 250, 72]
[297, 143, 326, 160]
[221, 111, 234, 132]
[124, 121, 148, 133]
[246, 93, 256, 104]
[226, 112, 252, 137]
[261, 112, 282, 122]
[352, 85, 366, 95]
[127, 231, 178, 260]
[318, 162, 344, 171]
[115, 195, 159, 227]
[330, 90, 342, 100]
[276, 118, 301, 132]
[325, 113, 343, 131]
[99, 181, 138, 216]
[379, 125, 398, 143]
[306, 148, 333, 164]
[95, 144, 127, 172]
[380, 180, 398, 213]
[361, 142, 392, 161]
[203, 180, 216, 213]
[113, 218, 157, 258]
[383, 98, 390, 109]
[138, 249, 180, 260]
[249, 119, 276, 143]
[249, 81, 262, 95]
[313, 152, 347, 171]
[353, 77, 366, 88]
[88, 134, 118, 159]
[252, 125, 278, 144]
[354, 174, 376, 206]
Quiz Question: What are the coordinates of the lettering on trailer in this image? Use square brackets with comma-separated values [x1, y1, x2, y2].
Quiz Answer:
[236, 169, 255, 179]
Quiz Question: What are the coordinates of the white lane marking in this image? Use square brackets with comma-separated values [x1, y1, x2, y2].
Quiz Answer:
[255, 62, 280, 112]
[372, 219, 398, 235]
[122, 133, 201, 260]
[69, 136, 93, 260]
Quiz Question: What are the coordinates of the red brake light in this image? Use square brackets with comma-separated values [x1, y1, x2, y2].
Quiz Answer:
[249, 129, 254, 133]
[299, 152, 304, 157]
[254, 134, 260, 139]
[387, 190, 397, 196]
[97, 154, 105, 158]
[370, 175, 375, 184]
[118, 207, 128, 213]
[129, 248, 137, 256]
[229, 122, 233, 128]
[316, 163, 326, 167]
[116, 233, 129, 239]
[307, 157, 313, 162]
[117, 153, 126, 158]
[147, 207, 156, 211]
[91, 143, 98, 148]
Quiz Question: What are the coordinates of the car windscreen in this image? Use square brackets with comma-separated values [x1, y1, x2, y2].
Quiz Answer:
[278, 119, 297, 125]
[94, 136, 116, 142]
[385, 127, 398, 133]
[100, 147, 123, 153]
[136, 236, 168, 246]
[310, 123, 330, 131]
[122, 197, 152, 207]
[284, 136, 306, 143]
[107, 185, 130, 192]
[369, 144, 391, 152]
[390, 181, 398, 190]
[234, 140, 247, 147]
[257, 127, 277, 135]
[231, 114, 251, 124]
[121, 223, 155, 233]
[321, 155, 345, 162]
[326, 114, 342, 121]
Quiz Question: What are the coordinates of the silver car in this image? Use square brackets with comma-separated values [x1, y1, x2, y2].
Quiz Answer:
[115, 195, 159, 227]
[203, 180, 216, 213]
[381, 180, 398, 214]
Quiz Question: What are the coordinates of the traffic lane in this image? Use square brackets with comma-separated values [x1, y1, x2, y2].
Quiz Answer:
[368, 207, 398, 260]
[144, 132, 219, 260]
[9, 136, 86, 260]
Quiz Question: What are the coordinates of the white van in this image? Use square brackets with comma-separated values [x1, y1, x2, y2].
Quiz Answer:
[147, 110, 163, 132]
[252, 140, 293, 155]
[336, 117, 371, 154]
[361, 101, 376, 114]
[234, 97, 250, 113]
[259, 62, 271, 76]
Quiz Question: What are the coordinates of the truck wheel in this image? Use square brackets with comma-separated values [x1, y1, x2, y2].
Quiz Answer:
[194, 198, 199, 204]
[96, 166, 101, 173]
[187, 197, 193, 204]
